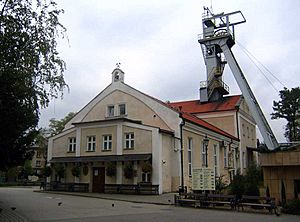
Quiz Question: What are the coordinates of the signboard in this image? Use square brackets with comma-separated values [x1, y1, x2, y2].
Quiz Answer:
[192, 167, 215, 190]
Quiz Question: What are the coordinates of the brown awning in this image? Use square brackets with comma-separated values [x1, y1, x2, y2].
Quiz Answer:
[50, 154, 152, 163]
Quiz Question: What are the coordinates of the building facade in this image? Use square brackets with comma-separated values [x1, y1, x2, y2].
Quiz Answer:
[48, 68, 240, 193]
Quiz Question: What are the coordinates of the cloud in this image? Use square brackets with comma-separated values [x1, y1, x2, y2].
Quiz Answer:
[40, 0, 299, 143]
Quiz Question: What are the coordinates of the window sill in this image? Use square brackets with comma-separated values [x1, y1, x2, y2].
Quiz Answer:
[101, 149, 112, 152]
[123, 148, 134, 150]
[86, 150, 95, 152]
[67, 151, 75, 153]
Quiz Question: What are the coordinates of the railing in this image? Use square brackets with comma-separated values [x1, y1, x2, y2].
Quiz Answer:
[45, 182, 89, 192]
[105, 183, 159, 195]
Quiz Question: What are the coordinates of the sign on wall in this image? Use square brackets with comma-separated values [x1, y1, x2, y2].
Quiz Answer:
[192, 168, 215, 190]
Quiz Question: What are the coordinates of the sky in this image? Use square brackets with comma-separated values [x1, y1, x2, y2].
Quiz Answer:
[39, 0, 300, 143]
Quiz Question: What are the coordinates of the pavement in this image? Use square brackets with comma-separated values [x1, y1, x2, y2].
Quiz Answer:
[34, 188, 176, 205]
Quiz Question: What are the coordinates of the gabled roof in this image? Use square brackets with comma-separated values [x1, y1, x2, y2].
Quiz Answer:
[181, 112, 238, 141]
[169, 95, 242, 114]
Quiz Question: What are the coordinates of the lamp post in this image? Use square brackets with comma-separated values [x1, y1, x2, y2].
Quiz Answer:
[203, 136, 209, 168]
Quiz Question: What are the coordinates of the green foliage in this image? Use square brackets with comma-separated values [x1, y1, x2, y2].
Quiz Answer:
[54, 164, 65, 181]
[271, 87, 300, 142]
[244, 163, 262, 196]
[282, 199, 300, 215]
[23, 160, 33, 178]
[0, 0, 67, 170]
[141, 161, 152, 173]
[215, 175, 227, 194]
[49, 112, 76, 136]
[106, 162, 116, 177]
[123, 162, 137, 179]
[71, 165, 80, 177]
[43, 165, 52, 177]
[229, 170, 245, 199]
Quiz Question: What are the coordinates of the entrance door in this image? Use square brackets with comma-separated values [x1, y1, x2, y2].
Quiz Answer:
[92, 167, 105, 193]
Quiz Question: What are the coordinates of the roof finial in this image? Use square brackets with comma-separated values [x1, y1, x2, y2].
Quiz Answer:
[116, 62, 121, 69]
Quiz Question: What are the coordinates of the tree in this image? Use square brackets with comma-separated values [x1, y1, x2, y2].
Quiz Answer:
[271, 87, 300, 142]
[0, 0, 67, 170]
[244, 163, 262, 196]
[49, 112, 76, 136]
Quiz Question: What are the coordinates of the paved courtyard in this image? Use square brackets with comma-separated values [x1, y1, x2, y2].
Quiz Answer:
[0, 187, 299, 222]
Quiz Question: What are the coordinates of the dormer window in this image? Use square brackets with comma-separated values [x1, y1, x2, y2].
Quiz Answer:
[107, 105, 115, 117]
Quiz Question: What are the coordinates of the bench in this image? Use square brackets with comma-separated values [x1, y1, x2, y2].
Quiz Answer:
[104, 184, 158, 195]
[138, 183, 159, 195]
[202, 194, 237, 210]
[237, 195, 279, 215]
[174, 193, 206, 207]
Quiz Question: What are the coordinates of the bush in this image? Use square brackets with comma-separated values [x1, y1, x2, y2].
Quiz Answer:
[43, 166, 52, 177]
[282, 199, 300, 215]
[215, 175, 227, 194]
[106, 162, 116, 177]
[229, 170, 244, 199]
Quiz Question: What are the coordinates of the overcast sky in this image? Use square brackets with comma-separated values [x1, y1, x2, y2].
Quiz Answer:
[39, 0, 300, 143]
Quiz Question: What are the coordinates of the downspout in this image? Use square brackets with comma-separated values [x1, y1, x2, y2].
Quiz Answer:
[179, 111, 185, 193]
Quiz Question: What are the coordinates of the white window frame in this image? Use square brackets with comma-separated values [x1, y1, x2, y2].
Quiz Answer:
[107, 105, 115, 117]
[213, 144, 219, 176]
[68, 137, 76, 152]
[224, 146, 228, 168]
[87, 136, 96, 151]
[142, 172, 151, 182]
[124, 133, 134, 149]
[118, 103, 126, 116]
[102, 135, 112, 151]
[36, 160, 41, 167]
[202, 142, 207, 167]
[187, 138, 193, 176]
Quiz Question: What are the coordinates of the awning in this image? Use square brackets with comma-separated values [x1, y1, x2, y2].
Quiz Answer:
[50, 154, 152, 163]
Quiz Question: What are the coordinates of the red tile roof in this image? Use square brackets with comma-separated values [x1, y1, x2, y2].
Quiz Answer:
[169, 95, 242, 114]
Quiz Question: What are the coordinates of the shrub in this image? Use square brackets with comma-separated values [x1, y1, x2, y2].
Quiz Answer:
[106, 162, 116, 177]
[282, 199, 300, 215]
[43, 166, 52, 177]
[215, 175, 227, 194]
[229, 170, 244, 199]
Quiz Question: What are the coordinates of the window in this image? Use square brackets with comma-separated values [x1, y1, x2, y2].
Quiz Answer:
[213, 144, 218, 176]
[118, 104, 126, 116]
[124, 133, 134, 149]
[188, 138, 193, 176]
[68, 137, 76, 152]
[103, 135, 112, 150]
[202, 142, 207, 167]
[107, 105, 115, 117]
[87, 136, 96, 151]
[36, 160, 41, 167]
[36, 151, 41, 158]
[142, 172, 151, 182]
[224, 146, 228, 168]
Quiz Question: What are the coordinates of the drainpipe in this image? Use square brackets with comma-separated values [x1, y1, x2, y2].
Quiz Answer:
[179, 111, 185, 193]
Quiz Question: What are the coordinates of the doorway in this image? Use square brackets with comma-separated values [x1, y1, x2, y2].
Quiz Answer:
[92, 167, 105, 193]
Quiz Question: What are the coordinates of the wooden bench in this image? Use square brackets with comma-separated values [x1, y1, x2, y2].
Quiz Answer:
[105, 184, 159, 195]
[201, 194, 237, 209]
[237, 195, 279, 215]
[138, 183, 159, 194]
[174, 193, 206, 207]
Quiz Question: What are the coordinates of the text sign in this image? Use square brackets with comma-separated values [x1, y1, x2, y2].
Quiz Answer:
[192, 168, 215, 190]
